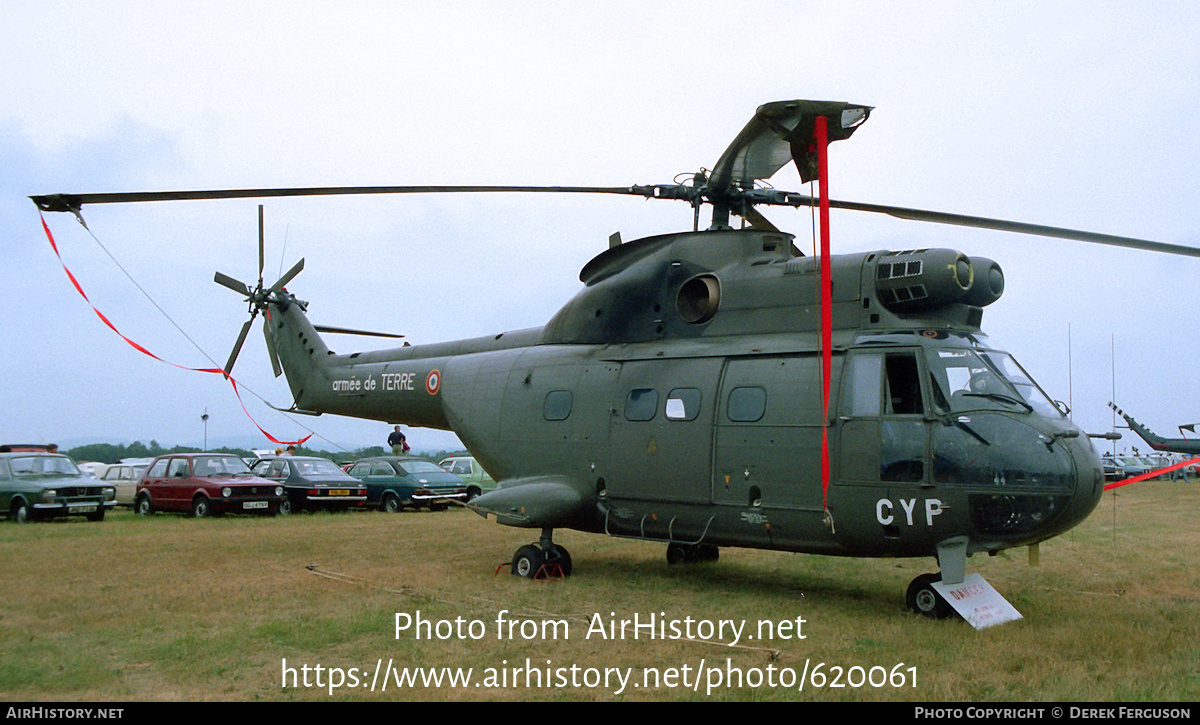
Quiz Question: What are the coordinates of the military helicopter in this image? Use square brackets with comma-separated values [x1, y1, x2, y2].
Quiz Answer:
[1110, 402, 1200, 455]
[32, 99, 1200, 619]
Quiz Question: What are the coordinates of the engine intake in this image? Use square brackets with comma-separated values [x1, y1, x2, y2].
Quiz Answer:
[874, 249, 1003, 311]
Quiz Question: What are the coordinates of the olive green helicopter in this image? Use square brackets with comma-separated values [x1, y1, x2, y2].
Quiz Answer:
[33, 99, 1200, 618]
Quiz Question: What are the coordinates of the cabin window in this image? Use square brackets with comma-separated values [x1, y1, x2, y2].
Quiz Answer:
[727, 386, 767, 422]
[543, 390, 573, 421]
[665, 388, 701, 421]
[168, 459, 189, 478]
[885, 354, 923, 415]
[846, 354, 883, 417]
[624, 388, 659, 421]
[147, 459, 168, 478]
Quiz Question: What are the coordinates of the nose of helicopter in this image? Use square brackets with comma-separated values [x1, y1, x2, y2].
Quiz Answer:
[1064, 437, 1105, 529]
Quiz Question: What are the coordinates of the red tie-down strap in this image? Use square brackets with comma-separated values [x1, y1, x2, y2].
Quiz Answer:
[1104, 456, 1200, 491]
[39, 213, 310, 446]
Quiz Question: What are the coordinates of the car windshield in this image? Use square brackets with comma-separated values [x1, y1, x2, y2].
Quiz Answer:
[396, 460, 445, 475]
[10, 455, 81, 477]
[294, 459, 345, 476]
[926, 347, 1061, 417]
[193, 456, 253, 476]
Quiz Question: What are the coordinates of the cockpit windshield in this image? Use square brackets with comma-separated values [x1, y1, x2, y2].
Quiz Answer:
[926, 346, 1062, 418]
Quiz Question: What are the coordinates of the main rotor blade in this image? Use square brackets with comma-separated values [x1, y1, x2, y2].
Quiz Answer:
[31, 185, 644, 212]
[313, 325, 405, 339]
[269, 258, 304, 292]
[214, 271, 251, 297]
[822, 198, 1200, 259]
[225, 316, 255, 375]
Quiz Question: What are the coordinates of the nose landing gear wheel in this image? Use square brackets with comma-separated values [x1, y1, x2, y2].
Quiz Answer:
[906, 573, 953, 619]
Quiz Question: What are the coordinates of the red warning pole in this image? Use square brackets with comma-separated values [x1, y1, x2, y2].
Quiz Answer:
[815, 115, 833, 510]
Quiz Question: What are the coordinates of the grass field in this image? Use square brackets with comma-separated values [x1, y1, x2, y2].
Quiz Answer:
[1, 481, 1198, 702]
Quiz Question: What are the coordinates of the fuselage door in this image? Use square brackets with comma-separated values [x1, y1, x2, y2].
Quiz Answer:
[837, 349, 932, 488]
[606, 357, 722, 503]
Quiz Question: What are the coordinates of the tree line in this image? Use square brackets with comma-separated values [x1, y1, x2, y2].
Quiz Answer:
[64, 441, 468, 466]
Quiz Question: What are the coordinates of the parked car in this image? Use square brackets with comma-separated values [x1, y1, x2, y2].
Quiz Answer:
[1100, 455, 1122, 483]
[1, 451, 116, 522]
[345, 456, 468, 512]
[77, 461, 108, 479]
[135, 453, 286, 517]
[250, 456, 368, 514]
[438, 455, 495, 501]
[100, 460, 151, 506]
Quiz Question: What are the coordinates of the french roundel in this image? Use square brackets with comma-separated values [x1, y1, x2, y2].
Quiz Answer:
[426, 369, 441, 395]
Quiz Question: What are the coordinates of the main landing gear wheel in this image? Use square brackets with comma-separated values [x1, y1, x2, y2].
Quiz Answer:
[510, 530, 572, 579]
[906, 573, 953, 619]
[666, 542, 719, 565]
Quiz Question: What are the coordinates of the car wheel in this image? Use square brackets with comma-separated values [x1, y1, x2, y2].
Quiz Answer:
[512, 544, 545, 579]
[466, 487, 480, 503]
[135, 495, 154, 516]
[191, 496, 211, 518]
[86, 507, 106, 522]
[906, 573, 952, 619]
[278, 499, 292, 516]
[382, 492, 401, 513]
[12, 500, 31, 524]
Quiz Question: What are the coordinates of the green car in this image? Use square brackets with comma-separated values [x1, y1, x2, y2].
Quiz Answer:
[438, 456, 496, 501]
[346, 456, 468, 512]
[1, 452, 116, 523]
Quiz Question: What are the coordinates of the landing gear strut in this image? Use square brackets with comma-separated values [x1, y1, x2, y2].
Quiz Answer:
[510, 528, 572, 579]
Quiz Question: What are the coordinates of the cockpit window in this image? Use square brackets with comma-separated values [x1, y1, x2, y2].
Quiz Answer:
[927, 348, 1061, 417]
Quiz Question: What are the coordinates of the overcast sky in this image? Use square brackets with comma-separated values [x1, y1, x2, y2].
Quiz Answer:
[3, 2, 1198, 456]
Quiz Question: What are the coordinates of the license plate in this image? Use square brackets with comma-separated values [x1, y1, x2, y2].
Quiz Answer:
[328, 490, 349, 496]
[73, 505, 97, 513]
[243, 501, 268, 510]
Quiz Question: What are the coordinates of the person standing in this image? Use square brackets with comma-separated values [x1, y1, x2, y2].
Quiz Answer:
[388, 425, 409, 455]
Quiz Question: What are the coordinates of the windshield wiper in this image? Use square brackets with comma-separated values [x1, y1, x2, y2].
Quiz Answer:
[961, 392, 1033, 412]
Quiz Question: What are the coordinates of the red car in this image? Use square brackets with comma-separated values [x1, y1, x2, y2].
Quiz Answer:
[135, 453, 286, 517]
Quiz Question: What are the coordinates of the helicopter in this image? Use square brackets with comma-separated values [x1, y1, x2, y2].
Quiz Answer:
[32, 99, 1200, 619]
[1109, 402, 1200, 456]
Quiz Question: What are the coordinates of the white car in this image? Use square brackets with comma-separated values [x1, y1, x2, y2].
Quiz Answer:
[100, 461, 151, 506]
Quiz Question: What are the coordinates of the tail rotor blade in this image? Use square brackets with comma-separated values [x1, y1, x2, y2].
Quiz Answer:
[270, 257, 305, 292]
[257, 204, 265, 288]
[214, 271, 251, 297]
[224, 316, 255, 375]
